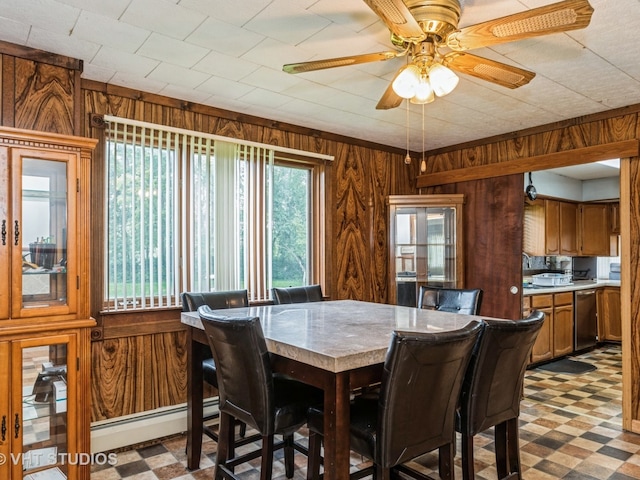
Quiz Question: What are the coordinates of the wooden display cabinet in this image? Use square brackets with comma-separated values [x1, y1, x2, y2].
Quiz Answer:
[0, 127, 96, 480]
[387, 195, 465, 307]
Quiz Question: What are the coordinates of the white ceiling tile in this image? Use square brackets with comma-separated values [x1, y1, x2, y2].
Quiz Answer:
[197, 75, 256, 99]
[238, 87, 291, 109]
[72, 11, 149, 53]
[121, 0, 206, 40]
[158, 84, 212, 104]
[241, 37, 307, 70]
[0, 15, 30, 44]
[193, 51, 260, 81]
[91, 47, 159, 76]
[56, 0, 130, 19]
[137, 33, 209, 68]
[81, 63, 116, 83]
[186, 17, 265, 57]
[27, 26, 100, 62]
[307, 0, 379, 32]
[178, 0, 272, 28]
[244, 0, 332, 45]
[110, 71, 168, 93]
[0, 0, 79, 34]
[148, 62, 210, 89]
[241, 66, 303, 93]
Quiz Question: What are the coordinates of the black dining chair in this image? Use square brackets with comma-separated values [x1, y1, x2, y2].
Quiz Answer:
[418, 286, 483, 315]
[199, 307, 323, 480]
[456, 310, 545, 480]
[181, 290, 253, 445]
[272, 284, 323, 304]
[306, 321, 484, 480]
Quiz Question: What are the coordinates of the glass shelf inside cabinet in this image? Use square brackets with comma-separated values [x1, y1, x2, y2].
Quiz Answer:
[21, 158, 68, 309]
[22, 345, 68, 479]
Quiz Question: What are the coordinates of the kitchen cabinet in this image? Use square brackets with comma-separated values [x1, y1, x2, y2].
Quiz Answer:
[0, 127, 96, 480]
[579, 203, 611, 256]
[523, 198, 578, 256]
[527, 294, 553, 363]
[526, 291, 574, 364]
[610, 202, 620, 234]
[388, 194, 465, 307]
[553, 292, 574, 357]
[524, 198, 617, 257]
[598, 287, 621, 342]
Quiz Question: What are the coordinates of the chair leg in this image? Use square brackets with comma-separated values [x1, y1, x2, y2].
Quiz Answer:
[214, 412, 233, 480]
[438, 443, 455, 480]
[260, 434, 275, 480]
[307, 431, 322, 480]
[506, 417, 522, 479]
[495, 422, 509, 479]
[283, 434, 295, 478]
[239, 421, 247, 437]
[460, 433, 474, 480]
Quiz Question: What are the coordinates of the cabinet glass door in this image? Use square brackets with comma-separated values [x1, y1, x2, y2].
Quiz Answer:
[393, 206, 458, 306]
[12, 150, 76, 317]
[12, 336, 75, 480]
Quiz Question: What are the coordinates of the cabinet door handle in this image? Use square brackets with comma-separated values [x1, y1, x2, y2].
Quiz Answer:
[1, 415, 6, 441]
[14, 220, 20, 246]
[1, 219, 6, 245]
[14, 414, 19, 439]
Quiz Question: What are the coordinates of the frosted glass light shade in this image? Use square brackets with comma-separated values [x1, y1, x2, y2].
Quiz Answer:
[392, 65, 421, 99]
[429, 63, 459, 97]
[410, 78, 435, 104]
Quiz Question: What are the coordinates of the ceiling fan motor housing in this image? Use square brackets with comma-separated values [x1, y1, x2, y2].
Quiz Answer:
[405, 0, 462, 39]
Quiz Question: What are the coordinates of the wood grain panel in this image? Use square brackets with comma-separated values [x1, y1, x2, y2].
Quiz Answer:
[149, 331, 188, 409]
[91, 336, 147, 420]
[14, 59, 75, 134]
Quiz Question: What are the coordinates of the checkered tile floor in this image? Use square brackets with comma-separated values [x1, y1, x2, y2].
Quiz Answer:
[91, 345, 640, 479]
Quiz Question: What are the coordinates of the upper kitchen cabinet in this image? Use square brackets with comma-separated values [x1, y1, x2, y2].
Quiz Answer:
[580, 203, 617, 257]
[524, 197, 618, 257]
[524, 198, 578, 256]
[388, 194, 465, 307]
[0, 127, 96, 322]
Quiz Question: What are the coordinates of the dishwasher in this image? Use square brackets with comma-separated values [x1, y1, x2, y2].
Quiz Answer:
[574, 289, 598, 351]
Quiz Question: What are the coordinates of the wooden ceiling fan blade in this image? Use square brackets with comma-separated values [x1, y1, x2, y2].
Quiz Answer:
[445, 52, 536, 89]
[363, 0, 426, 42]
[446, 0, 594, 51]
[283, 50, 401, 74]
[376, 80, 403, 110]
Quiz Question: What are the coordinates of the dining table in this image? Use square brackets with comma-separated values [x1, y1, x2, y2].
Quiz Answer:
[181, 299, 485, 480]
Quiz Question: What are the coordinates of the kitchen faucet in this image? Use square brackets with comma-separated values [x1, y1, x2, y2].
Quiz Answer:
[522, 252, 531, 268]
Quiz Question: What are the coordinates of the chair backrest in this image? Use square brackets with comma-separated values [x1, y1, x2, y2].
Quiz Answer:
[181, 290, 249, 312]
[418, 286, 483, 315]
[272, 284, 323, 304]
[377, 320, 484, 468]
[457, 310, 545, 436]
[198, 306, 275, 435]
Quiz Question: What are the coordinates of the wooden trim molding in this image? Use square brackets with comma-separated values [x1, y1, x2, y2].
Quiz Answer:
[0, 40, 83, 70]
[416, 140, 640, 188]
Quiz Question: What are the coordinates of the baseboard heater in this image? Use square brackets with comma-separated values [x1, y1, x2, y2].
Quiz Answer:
[91, 399, 219, 453]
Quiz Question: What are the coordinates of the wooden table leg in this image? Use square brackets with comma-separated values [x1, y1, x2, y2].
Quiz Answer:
[186, 330, 207, 470]
[322, 371, 351, 480]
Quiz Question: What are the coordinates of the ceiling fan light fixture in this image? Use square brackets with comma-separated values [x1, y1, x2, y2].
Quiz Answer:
[410, 77, 435, 104]
[429, 63, 459, 97]
[392, 64, 421, 98]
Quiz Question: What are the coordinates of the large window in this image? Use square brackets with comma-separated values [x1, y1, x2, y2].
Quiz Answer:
[104, 117, 329, 311]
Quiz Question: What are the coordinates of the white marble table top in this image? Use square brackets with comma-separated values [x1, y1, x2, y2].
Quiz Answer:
[181, 299, 483, 373]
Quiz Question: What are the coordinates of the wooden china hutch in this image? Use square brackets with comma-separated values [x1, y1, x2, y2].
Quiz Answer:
[0, 127, 96, 480]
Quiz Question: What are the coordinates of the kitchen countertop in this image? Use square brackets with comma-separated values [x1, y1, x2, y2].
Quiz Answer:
[523, 279, 621, 295]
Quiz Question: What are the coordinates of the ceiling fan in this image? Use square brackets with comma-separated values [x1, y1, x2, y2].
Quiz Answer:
[283, 0, 594, 109]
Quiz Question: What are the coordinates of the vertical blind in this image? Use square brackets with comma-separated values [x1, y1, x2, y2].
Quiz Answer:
[104, 116, 331, 311]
